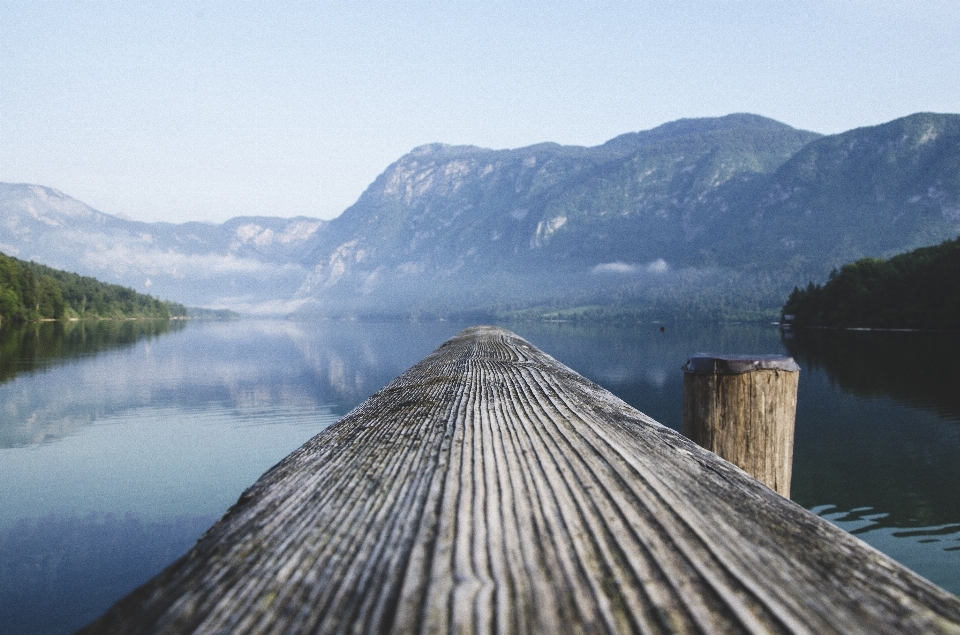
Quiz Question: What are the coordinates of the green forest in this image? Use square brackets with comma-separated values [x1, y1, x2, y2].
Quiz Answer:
[782, 237, 960, 329]
[0, 251, 187, 325]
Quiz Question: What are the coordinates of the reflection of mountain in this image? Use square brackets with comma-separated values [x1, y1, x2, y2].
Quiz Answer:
[1, 319, 787, 449]
[284, 321, 467, 407]
[0, 321, 184, 447]
[783, 328, 960, 421]
[784, 328, 960, 530]
[0, 320, 467, 448]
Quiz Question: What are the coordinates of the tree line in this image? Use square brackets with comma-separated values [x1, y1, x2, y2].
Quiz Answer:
[782, 237, 960, 329]
[0, 251, 187, 325]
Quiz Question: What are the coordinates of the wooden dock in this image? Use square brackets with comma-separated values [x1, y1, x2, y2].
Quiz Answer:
[80, 326, 960, 634]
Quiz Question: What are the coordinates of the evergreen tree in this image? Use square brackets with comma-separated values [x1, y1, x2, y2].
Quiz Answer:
[783, 237, 960, 329]
[0, 251, 184, 324]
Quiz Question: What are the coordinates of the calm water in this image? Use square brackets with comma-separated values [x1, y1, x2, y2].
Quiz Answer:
[1, 319, 958, 634]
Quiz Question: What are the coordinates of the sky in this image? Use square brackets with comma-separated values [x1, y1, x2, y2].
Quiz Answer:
[1, 1, 958, 224]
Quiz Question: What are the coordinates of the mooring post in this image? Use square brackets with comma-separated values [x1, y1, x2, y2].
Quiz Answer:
[681, 354, 799, 497]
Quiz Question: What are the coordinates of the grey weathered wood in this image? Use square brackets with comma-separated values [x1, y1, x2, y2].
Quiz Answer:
[681, 354, 800, 497]
[79, 326, 960, 634]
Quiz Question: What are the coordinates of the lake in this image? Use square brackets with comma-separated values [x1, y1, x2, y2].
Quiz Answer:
[1, 318, 958, 634]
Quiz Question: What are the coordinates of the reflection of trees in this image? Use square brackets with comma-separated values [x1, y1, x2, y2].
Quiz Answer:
[782, 327, 960, 421]
[0, 320, 186, 448]
[784, 327, 960, 530]
[0, 320, 183, 384]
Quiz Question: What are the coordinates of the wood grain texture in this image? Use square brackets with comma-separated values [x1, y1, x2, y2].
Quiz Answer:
[79, 326, 960, 635]
[681, 367, 798, 497]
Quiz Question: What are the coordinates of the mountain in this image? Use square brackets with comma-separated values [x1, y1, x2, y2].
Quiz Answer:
[729, 112, 960, 271]
[293, 114, 823, 318]
[3, 112, 959, 320]
[0, 183, 326, 313]
[292, 112, 960, 319]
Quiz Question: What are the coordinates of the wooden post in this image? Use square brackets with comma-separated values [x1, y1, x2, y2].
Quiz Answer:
[79, 328, 960, 635]
[682, 354, 799, 497]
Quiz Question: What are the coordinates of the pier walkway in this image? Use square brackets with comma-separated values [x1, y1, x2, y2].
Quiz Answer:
[80, 326, 960, 634]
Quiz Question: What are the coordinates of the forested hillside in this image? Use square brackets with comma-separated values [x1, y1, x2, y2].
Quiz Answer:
[0, 251, 186, 324]
[782, 237, 960, 329]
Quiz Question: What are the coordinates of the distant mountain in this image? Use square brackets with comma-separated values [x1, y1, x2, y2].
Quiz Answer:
[293, 112, 960, 320]
[3, 112, 959, 320]
[294, 114, 823, 318]
[0, 183, 326, 313]
[729, 112, 960, 271]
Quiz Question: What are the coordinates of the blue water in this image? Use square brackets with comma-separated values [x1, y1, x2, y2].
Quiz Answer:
[1, 319, 958, 634]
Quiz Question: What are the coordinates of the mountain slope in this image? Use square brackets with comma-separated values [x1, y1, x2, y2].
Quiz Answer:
[720, 112, 960, 273]
[291, 112, 960, 319]
[0, 183, 326, 312]
[294, 114, 823, 316]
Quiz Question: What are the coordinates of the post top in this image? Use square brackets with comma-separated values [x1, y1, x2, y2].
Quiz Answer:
[683, 354, 800, 375]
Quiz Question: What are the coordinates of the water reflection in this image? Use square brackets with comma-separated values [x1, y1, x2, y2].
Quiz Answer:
[784, 328, 960, 527]
[0, 319, 410, 449]
[0, 321, 185, 447]
[2, 320, 959, 635]
[1, 319, 789, 448]
[0, 320, 183, 384]
[783, 327, 960, 592]
[783, 327, 960, 422]
[0, 512, 216, 635]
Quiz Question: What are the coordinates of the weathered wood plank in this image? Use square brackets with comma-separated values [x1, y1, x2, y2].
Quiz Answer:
[79, 326, 960, 634]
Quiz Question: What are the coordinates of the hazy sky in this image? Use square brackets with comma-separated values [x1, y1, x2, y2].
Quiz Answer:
[1, 1, 958, 224]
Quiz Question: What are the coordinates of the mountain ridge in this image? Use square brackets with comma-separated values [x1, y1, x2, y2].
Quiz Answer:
[290, 115, 824, 316]
[0, 182, 326, 313]
[2, 112, 959, 320]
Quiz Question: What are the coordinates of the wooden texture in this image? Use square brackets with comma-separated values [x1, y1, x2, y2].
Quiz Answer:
[79, 326, 960, 635]
[681, 357, 799, 497]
